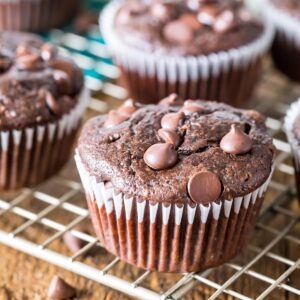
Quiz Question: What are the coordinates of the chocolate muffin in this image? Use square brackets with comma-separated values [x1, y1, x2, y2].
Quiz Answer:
[100, 0, 274, 106]
[0, 32, 87, 189]
[266, 0, 300, 82]
[0, 0, 79, 32]
[284, 99, 300, 204]
[75, 95, 275, 272]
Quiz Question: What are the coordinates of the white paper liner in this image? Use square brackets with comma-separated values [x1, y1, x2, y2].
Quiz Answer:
[0, 88, 89, 189]
[284, 98, 300, 171]
[100, 0, 274, 104]
[75, 150, 274, 272]
[265, 0, 300, 48]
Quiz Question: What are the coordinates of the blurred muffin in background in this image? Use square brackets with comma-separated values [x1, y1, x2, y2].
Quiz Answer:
[100, 0, 274, 106]
[0, 32, 88, 189]
[266, 0, 300, 82]
[0, 0, 79, 32]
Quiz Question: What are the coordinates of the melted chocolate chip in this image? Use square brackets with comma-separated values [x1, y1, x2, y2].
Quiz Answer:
[220, 124, 253, 155]
[104, 110, 130, 128]
[163, 20, 194, 44]
[213, 9, 235, 33]
[150, 2, 174, 21]
[48, 276, 76, 300]
[159, 93, 184, 106]
[144, 143, 178, 170]
[16, 54, 43, 70]
[188, 171, 222, 204]
[180, 101, 204, 114]
[41, 43, 56, 61]
[118, 99, 139, 114]
[158, 128, 181, 147]
[44, 90, 61, 115]
[53, 70, 72, 95]
[180, 13, 202, 30]
[161, 111, 184, 131]
[198, 4, 219, 26]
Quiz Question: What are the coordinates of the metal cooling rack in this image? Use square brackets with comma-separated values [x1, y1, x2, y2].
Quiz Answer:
[0, 4, 300, 300]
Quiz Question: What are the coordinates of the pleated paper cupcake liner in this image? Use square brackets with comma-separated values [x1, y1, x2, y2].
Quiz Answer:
[284, 98, 300, 203]
[100, 0, 274, 106]
[0, 0, 79, 32]
[0, 88, 89, 190]
[266, 0, 300, 82]
[75, 151, 274, 273]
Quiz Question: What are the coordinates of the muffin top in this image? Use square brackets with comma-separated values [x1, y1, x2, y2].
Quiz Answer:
[113, 0, 264, 56]
[0, 32, 84, 131]
[271, 0, 300, 19]
[78, 95, 275, 205]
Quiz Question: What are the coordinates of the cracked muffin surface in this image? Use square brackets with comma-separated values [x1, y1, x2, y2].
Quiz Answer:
[78, 98, 275, 205]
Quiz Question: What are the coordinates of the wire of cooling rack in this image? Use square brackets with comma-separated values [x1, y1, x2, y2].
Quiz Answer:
[0, 6, 300, 300]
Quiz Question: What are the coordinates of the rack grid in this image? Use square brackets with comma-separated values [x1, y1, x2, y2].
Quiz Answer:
[0, 8, 300, 300]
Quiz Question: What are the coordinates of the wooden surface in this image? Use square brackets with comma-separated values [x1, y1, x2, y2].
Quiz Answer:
[0, 62, 300, 300]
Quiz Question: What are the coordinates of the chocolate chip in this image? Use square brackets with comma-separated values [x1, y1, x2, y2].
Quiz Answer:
[48, 276, 76, 300]
[213, 10, 235, 33]
[44, 90, 61, 115]
[180, 101, 204, 114]
[41, 43, 56, 61]
[63, 232, 86, 254]
[163, 20, 194, 44]
[144, 143, 178, 170]
[161, 112, 184, 131]
[104, 110, 130, 128]
[220, 124, 253, 155]
[158, 128, 181, 147]
[180, 13, 202, 30]
[16, 54, 42, 70]
[188, 171, 221, 204]
[53, 70, 72, 95]
[159, 93, 184, 107]
[198, 4, 219, 26]
[150, 3, 174, 21]
[15, 44, 32, 57]
[118, 99, 139, 114]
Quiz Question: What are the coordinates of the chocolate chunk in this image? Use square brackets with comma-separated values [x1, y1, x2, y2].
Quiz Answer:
[220, 124, 253, 155]
[144, 143, 178, 170]
[161, 111, 184, 131]
[48, 276, 76, 300]
[104, 110, 130, 128]
[16, 54, 42, 70]
[213, 10, 235, 33]
[163, 20, 194, 44]
[41, 43, 56, 61]
[118, 99, 139, 114]
[158, 128, 181, 147]
[150, 3, 174, 21]
[180, 13, 202, 30]
[44, 90, 61, 115]
[160, 93, 184, 107]
[63, 232, 86, 254]
[198, 4, 219, 26]
[188, 171, 222, 204]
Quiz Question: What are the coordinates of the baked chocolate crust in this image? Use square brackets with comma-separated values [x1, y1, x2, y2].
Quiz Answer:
[0, 32, 84, 131]
[114, 0, 264, 56]
[78, 99, 275, 205]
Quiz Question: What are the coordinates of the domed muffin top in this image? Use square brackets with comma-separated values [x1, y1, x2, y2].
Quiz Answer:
[0, 32, 84, 130]
[113, 0, 264, 56]
[78, 96, 275, 205]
